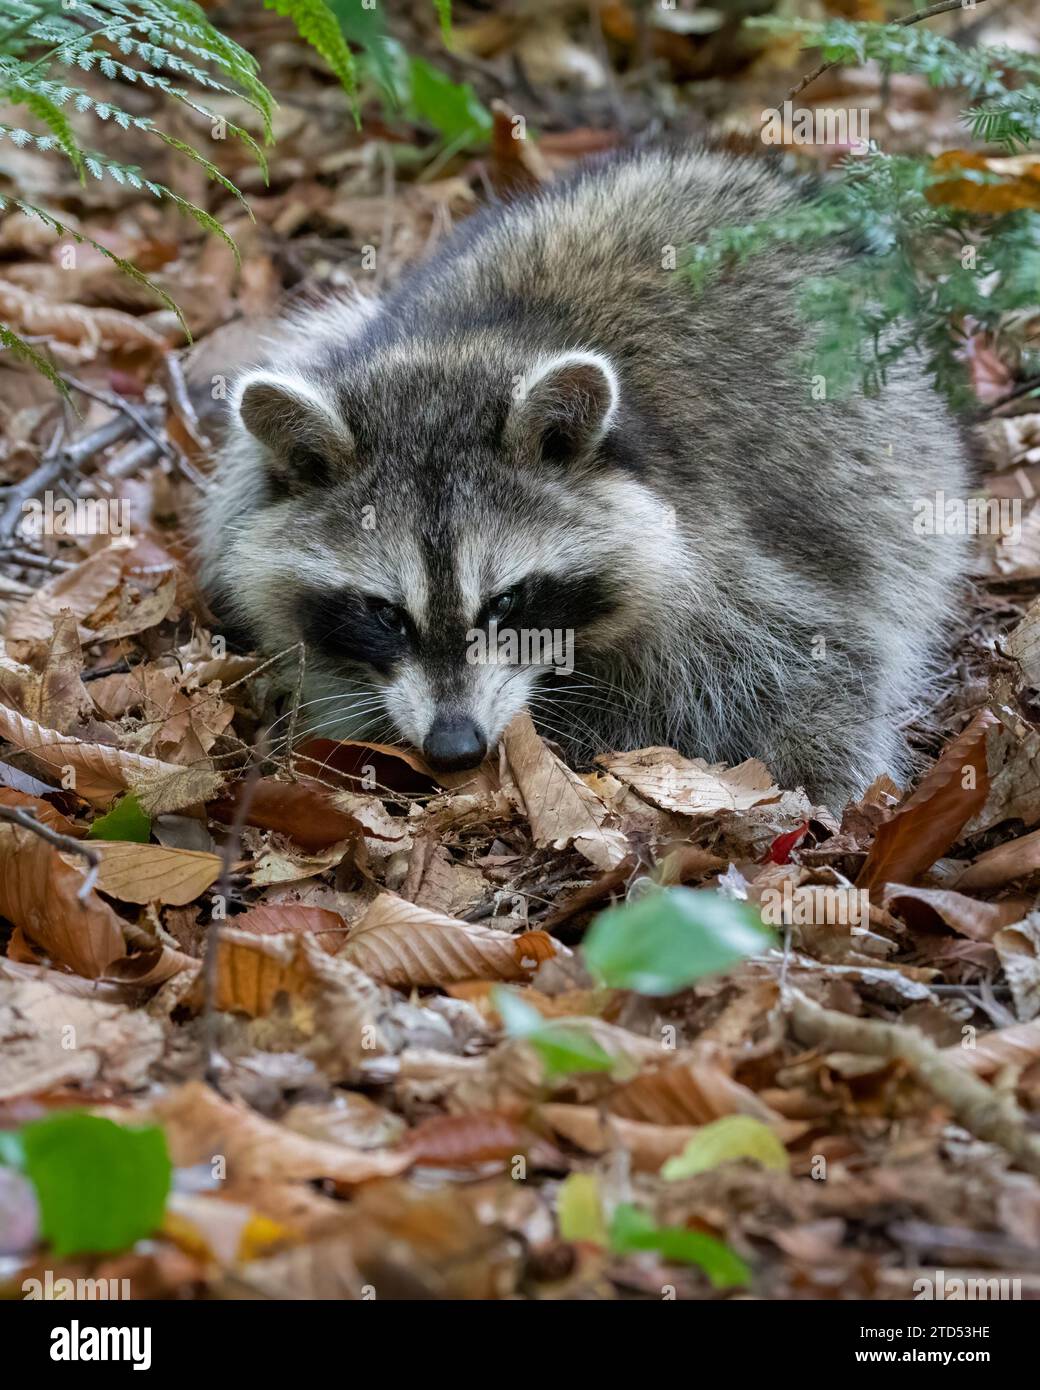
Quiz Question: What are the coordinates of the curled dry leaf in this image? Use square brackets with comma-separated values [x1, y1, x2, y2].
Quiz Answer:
[598, 746, 779, 816]
[955, 826, 1040, 891]
[406, 1111, 560, 1168]
[209, 776, 363, 852]
[4, 547, 125, 646]
[0, 787, 80, 836]
[993, 916, 1040, 1023]
[0, 698, 216, 808]
[502, 710, 627, 870]
[886, 886, 1033, 942]
[0, 824, 126, 977]
[89, 840, 223, 906]
[341, 892, 542, 989]
[87, 573, 177, 643]
[152, 1080, 413, 1185]
[857, 711, 998, 891]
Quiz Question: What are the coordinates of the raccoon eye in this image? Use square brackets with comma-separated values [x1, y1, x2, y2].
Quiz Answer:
[484, 588, 518, 624]
[368, 598, 409, 636]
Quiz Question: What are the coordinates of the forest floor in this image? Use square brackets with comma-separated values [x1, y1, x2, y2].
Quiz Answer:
[2, 0, 1040, 1300]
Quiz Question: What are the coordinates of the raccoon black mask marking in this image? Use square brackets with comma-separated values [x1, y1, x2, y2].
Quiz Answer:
[197, 146, 969, 806]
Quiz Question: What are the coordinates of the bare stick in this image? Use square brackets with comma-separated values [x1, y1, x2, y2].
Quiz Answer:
[0, 805, 100, 900]
[202, 746, 264, 1087]
[787, 0, 990, 102]
[787, 988, 1040, 1178]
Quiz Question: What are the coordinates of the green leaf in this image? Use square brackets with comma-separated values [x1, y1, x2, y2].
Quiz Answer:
[87, 792, 151, 843]
[408, 56, 491, 147]
[557, 1173, 607, 1246]
[329, 0, 404, 105]
[583, 887, 773, 996]
[660, 1115, 789, 1181]
[494, 987, 619, 1082]
[609, 1203, 750, 1289]
[19, 1112, 171, 1257]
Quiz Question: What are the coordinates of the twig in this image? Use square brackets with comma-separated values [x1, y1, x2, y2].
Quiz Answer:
[163, 352, 213, 455]
[786, 988, 1040, 1178]
[0, 805, 99, 900]
[202, 746, 264, 1087]
[0, 547, 74, 573]
[787, 0, 991, 102]
[62, 376, 175, 463]
[0, 454, 64, 539]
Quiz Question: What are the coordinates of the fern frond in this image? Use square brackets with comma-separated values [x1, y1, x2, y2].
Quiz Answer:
[0, 322, 67, 393]
[263, 0, 357, 109]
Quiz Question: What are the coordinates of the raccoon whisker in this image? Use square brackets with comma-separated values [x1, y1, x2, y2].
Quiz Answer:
[561, 666, 652, 708]
[263, 693, 385, 734]
[264, 705, 389, 754]
[527, 697, 606, 756]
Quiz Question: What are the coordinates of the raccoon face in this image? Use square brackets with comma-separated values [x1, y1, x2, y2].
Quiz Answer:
[228, 347, 674, 771]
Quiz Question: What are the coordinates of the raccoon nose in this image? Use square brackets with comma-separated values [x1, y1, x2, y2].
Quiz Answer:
[422, 715, 487, 772]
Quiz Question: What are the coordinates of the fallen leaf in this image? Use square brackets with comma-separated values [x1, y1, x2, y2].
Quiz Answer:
[502, 711, 627, 869]
[858, 711, 998, 890]
[88, 840, 222, 906]
[598, 746, 779, 816]
[341, 893, 536, 988]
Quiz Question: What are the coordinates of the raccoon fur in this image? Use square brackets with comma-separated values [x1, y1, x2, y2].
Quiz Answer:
[197, 146, 969, 807]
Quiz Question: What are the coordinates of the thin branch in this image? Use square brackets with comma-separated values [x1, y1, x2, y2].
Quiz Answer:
[0, 805, 99, 900]
[787, 0, 991, 102]
[787, 988, 1040, 1178]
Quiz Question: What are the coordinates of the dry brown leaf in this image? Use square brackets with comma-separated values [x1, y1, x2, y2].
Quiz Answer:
[152, 1080, 413, 1184]
[0, 698, 210, 807]
[209, 775, 362, 852]
[0, 786, 80, 836]
[994, 915, 1040, 1022]
[539, 1104, 704, 1171]
[89, 840, 222, 906]
[886, 886, 1032, 942]
[598, 746, 779, 816]
[223, 902, 349, 953]
[502, 711, 626, 869]
[927, 151, 1040, 214]
[0, 975, 164, 1101]
[0, 825, 126, 977]
[88, 574, 177, 642]
[956, 826, 1040, 890]
[0, 278, 170, 349]
[340, 893, 537, 989]
[608, 1047, 791, 1129]
[858, 711, 998, 890]
[942, 1019, 1040, 1075]
[30, 610, 93, 730]
[4, 547, 125, 645]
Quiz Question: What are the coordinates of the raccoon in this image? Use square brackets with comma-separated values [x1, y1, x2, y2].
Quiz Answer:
[197, 146, 969, 807]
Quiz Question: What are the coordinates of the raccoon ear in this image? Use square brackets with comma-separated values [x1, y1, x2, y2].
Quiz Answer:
[509, 350, 620, 466]
[234, 370, 354, 496]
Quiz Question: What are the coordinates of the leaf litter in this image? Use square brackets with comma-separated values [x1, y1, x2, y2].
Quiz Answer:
[1, 2, 1040, 1302]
